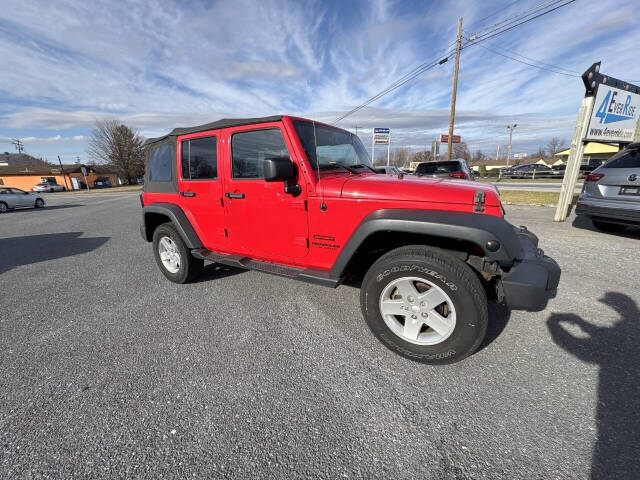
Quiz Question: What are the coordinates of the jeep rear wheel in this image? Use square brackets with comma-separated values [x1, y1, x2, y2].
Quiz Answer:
[152, 222, 203, 283]
[360, 245, 488, 364]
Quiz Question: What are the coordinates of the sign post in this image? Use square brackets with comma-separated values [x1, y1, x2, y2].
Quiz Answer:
[373, 128, 391, 165]
[81, 165, 90, 191]
[554, 62, 640, 222]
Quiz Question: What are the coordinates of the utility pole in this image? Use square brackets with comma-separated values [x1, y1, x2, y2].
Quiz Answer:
[506, 124, 517, 166]
[353, 126, 362, 136]
[58, 155, 70, 191]
[495, 144, 500, 161]
[12, 138, 24, 154]
[447, 17, 463, 161]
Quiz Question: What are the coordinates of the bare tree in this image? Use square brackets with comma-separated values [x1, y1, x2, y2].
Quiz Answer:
[87, 119, 145, 182]
[375, 148, 412, 167]
[536, 146, 547, 159]
[546, 137, 566, 157]
[451, 142, 471, 162]
[412, 150, 433, 163]
[470, 149, 485, 166]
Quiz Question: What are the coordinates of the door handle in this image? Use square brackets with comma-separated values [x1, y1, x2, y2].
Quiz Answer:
[180, 191, 196, 197]
[225, 192, 245, 199]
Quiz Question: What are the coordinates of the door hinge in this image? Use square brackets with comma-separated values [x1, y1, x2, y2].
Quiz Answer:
[224, 228, 228, 238]
[306, 237, 309, 248]
[304, 199, 308, 211]
[220, 197, 224, 207]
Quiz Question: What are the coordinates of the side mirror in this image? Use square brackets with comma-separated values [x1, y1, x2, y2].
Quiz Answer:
[264, 157, 295, 182]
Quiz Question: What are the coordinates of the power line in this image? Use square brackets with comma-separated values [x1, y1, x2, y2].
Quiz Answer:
[463, 0, 576, 46]
[462, 29, 580, 74]
[332, 0, 575, 124]
[465, 39, 579, 77]
[469, 0, 564, 38]
[467, 0, 522, 29]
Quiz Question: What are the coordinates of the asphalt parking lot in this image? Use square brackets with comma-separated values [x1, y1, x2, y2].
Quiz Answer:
[1, 192, 639, 479]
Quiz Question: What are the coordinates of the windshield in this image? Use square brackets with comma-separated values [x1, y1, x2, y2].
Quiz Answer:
[292, 120, 372, 170]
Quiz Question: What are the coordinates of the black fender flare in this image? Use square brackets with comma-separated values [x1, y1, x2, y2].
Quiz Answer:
[329, 209, 522, 278]
[141, 203, 203, 249]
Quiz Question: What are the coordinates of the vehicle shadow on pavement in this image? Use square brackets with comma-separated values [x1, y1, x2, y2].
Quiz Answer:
[547, 292, 640, 480]
[571, 216, 640, 238]
[477, 302, 510, 352]
[193, 263, 246, 283]
[0, 232, 109, 274]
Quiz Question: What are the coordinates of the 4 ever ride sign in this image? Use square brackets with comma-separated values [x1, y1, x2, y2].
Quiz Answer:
[586, 84, 640, 142]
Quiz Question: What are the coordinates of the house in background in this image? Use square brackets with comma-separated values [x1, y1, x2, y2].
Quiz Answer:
[554, 142, 619, 164]
[0, 164, 120, 190]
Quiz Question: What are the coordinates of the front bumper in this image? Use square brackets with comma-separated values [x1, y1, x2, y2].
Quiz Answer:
[499, 228, 561, 312]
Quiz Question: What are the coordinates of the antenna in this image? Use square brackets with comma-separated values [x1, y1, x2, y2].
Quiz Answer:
[313, 121, 326, 211]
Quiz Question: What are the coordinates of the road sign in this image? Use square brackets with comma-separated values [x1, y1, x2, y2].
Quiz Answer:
[372, 128, 391, 165]
[374, 128, 390, 134]
[585, 84, 640, 142]
[440, 134, 461, 143]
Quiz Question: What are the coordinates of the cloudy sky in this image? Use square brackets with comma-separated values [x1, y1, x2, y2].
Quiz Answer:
[0, 0, 638, 162]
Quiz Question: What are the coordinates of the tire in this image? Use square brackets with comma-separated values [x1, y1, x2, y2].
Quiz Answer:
[592, 219, 627, 233]
[0, 202, 7, 213]
[360, 245, 488, 365]
[49, 188, 54, 192]
[35, 198, 44, 208]
[152, 222, 203, 283]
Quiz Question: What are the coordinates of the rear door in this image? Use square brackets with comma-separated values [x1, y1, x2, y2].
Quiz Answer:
[176, 133, 227, 251]
[222, 123, 308, 262]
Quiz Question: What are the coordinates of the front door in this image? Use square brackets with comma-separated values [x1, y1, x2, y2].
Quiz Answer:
[222, 124, 308, 262]
[176, 133, 227, 251]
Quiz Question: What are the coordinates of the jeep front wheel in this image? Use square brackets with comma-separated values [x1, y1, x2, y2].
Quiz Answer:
[360, 245, 488, 364]
[152, 222, 203, 283]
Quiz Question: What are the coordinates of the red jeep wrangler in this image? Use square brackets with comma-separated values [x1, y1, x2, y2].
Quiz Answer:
[141, 116, 560, 364]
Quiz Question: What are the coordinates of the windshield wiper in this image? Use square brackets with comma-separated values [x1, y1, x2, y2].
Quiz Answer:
[351, 163, 378, 173]
[318, 163, 360, 174]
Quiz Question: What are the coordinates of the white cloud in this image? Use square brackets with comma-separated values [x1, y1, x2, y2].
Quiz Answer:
[0, 0, 638, 157]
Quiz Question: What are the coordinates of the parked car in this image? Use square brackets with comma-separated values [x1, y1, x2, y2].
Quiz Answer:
[140, 115, 560, 364]
[374, 165, 402, 176]
[0, 187, 45, 212]
[414, 159, 474, 180]
[501, 163, 553, 178]
[580, 158, 607, 175]
[32, 182, 65, 192]
[93, 178, 112, 188]
[576, 143, 640, 232]
[551, 164, 566, 176]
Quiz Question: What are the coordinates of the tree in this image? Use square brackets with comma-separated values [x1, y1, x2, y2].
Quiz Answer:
[412, 150, 433, 163]
[546, 137, 566, 157]
[375, 147, 411, 167]
[87, 119, 145, 182]
[450, 142, 471, 162]
[536, 146, 547, 159]
[470, 149, 485, 166]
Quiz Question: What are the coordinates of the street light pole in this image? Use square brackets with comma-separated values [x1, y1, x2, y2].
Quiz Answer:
[506, 124, 517, 167]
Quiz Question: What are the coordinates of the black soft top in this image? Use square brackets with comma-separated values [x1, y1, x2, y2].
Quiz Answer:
[145, 115, 283, 145]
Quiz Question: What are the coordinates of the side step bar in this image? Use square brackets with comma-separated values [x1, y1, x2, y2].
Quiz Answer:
[191, 248, 340, 288]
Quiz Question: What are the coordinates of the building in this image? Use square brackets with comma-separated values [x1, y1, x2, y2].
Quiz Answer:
[554, 142, 619, 163]
[0, 164, 120, 190]
[0, 152, 48, 167]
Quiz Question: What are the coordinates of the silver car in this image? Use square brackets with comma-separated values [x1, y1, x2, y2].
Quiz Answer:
[576, 143, 640, 232]
[0, 187, 45, 213]
[32, 182, 65, 192]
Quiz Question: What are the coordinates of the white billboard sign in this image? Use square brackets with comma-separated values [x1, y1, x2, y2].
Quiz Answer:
[586, 85, 640, 142]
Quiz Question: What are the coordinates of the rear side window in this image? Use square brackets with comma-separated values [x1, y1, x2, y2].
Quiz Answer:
[148, 144, 173, 182]
[181, 136, 217, 180]
[605, 149, 640, 168]
[416, 161, 460, 175]
[232, 129, 290, 179]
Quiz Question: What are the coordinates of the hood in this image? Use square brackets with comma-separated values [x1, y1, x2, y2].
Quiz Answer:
[338, 173, 501, 206]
